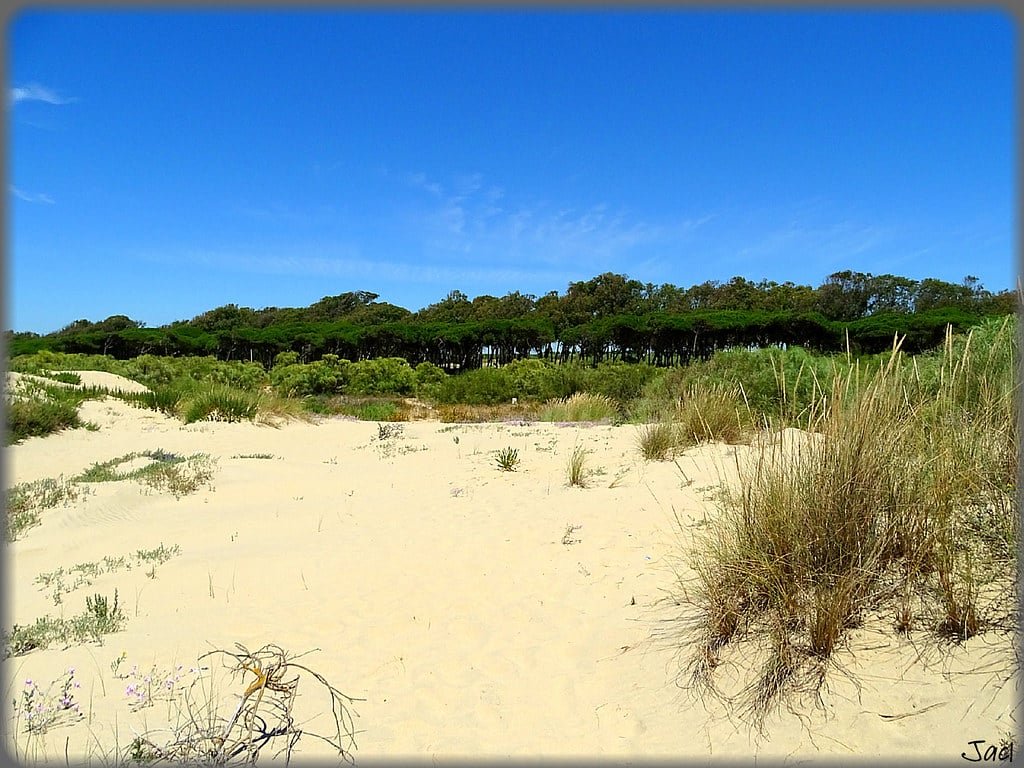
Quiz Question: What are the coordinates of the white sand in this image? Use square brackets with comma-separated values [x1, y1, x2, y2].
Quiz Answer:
[3, 374, 1017, 762]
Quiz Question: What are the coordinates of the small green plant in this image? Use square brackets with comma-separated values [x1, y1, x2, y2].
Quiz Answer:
[111, 651, 128, 677]
[13, 668, 83, 734]
[85, 589, 124, 633]
[232, 453, 275, 460]
[567, 444, 590, 487]
[495, 446, 520, 472]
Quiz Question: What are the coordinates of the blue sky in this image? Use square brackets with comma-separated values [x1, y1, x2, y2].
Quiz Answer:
[7, 9, 1016, 333]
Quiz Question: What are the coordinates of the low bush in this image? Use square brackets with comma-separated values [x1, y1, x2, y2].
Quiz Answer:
[6, 396, 82, 444]
[347, 357, 417, 396]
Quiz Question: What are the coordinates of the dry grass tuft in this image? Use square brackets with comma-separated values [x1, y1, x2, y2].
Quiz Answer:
[672, 318, 1019, 727]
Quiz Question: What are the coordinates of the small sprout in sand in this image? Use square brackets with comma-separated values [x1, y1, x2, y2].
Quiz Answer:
[562, 523, 582, 546]
[376, 423, 403, 441]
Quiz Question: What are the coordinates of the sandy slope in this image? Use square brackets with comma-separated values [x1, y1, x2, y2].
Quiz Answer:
[3, 375, 1017, 763]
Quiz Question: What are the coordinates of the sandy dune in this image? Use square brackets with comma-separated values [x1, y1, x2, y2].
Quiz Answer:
[3, 375, 1017, 762]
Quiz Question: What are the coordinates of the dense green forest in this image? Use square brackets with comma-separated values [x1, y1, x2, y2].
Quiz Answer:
[8, 270, 1016, 368]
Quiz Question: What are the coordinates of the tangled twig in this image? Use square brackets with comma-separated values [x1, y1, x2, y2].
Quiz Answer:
[126, 643, 363, 766]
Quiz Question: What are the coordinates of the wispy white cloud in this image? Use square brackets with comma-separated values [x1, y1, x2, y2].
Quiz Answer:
[166, 245, 567, 293]
[403, 171, 708, 272]
[9, 82, 77, 106]
[10, 186, 54, 204]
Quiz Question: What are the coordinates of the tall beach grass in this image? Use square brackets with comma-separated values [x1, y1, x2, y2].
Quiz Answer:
[674, 317, 1019, 724]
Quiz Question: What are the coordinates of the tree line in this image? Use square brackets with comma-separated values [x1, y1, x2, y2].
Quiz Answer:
[8, 270, 1016, 368]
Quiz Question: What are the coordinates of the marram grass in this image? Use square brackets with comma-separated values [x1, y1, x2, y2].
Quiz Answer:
[672, 320, 1019, 727]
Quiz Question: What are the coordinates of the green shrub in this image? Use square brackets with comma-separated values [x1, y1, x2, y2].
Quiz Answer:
[503, 359, 575, 402]
[273, 351, 300, 368]
[347, 357, 417, 395]
[581, 361, 662, 405]
[271, 360, 349, 397]
[423, 366, 512, 405]
[121, 354, 180, 388]
[414, 361, 447, 392]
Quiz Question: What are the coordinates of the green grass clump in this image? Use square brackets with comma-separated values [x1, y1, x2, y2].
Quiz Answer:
[637, 421, 679, 461]
[495, 446, 520, 472]
[6, 477, 84, 541]
[180, 384, 260, 423]
[566, 444, 591, 487]
[43, 371, 82, 385]
[5, 394, 83, 444]
[348, 401, 402, 421]
[674, 384, 753, 446]
[676, 319, 1019, 726]
[539, 392, 620, 423]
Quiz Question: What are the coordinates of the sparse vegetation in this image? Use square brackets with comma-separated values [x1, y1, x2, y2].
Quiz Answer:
[74, 450, 216, 498]
[4, 590, 125, 658]
[6, 476, 84, 541]
[36, 544, 181, 604]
